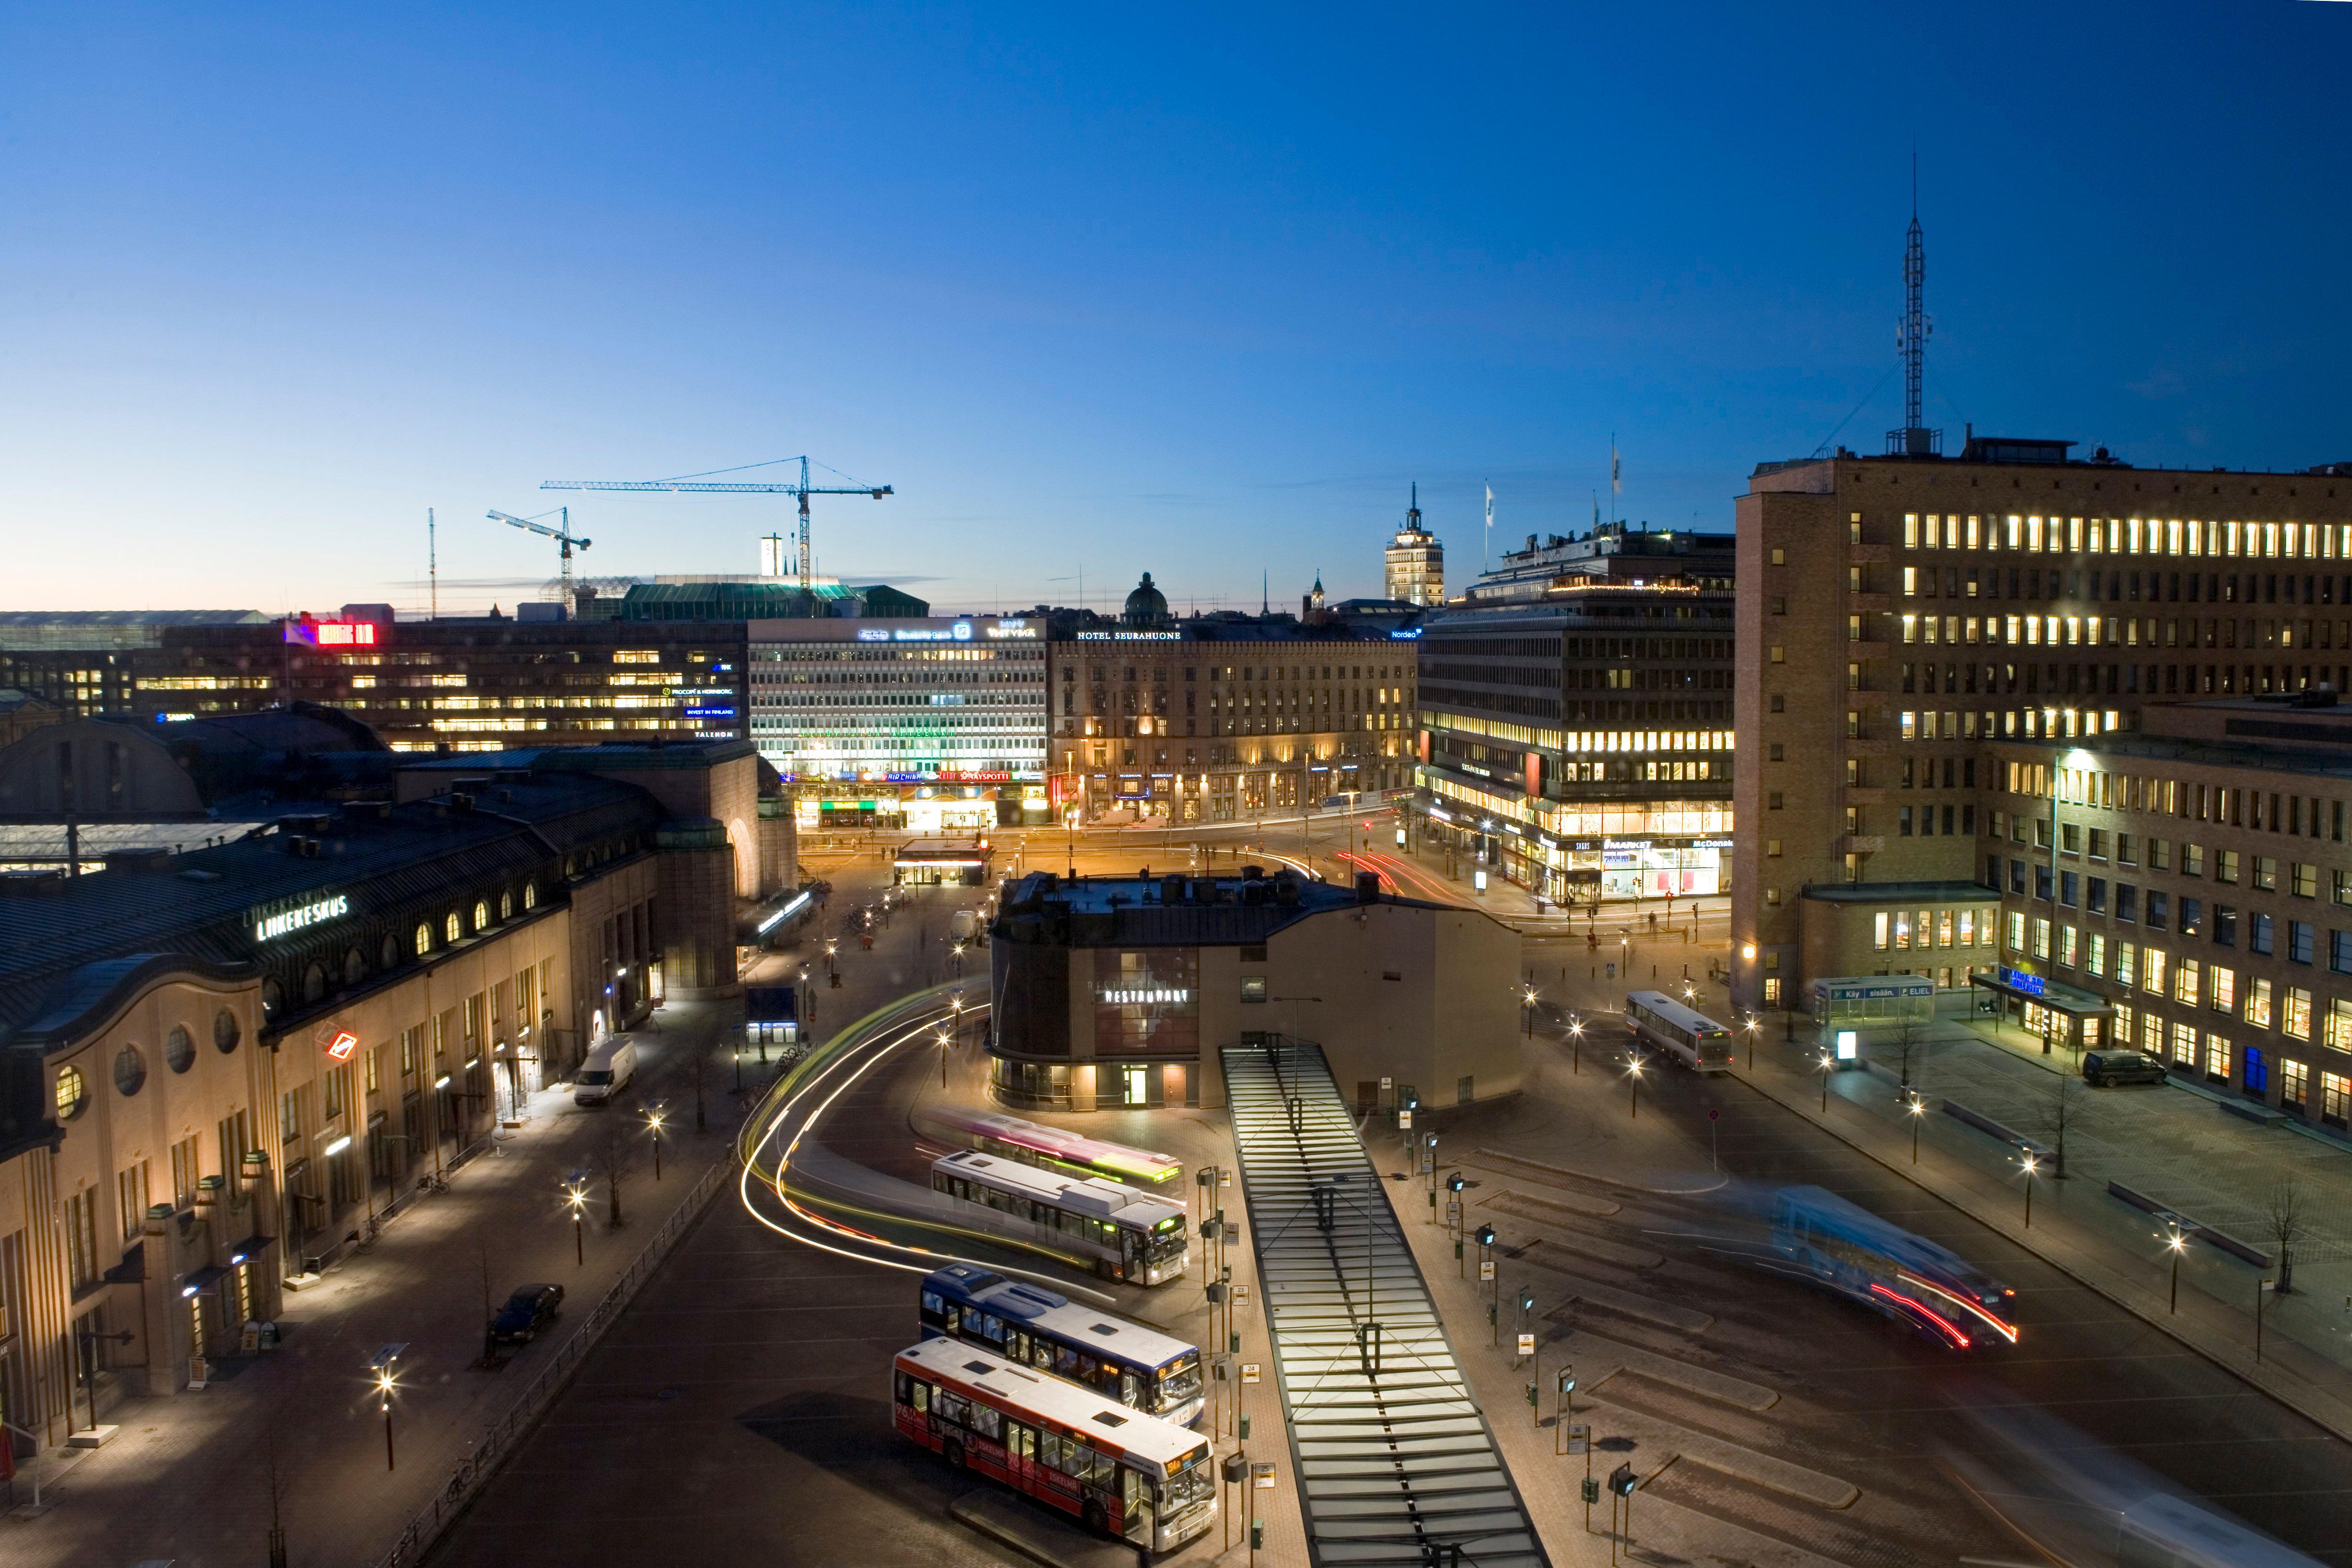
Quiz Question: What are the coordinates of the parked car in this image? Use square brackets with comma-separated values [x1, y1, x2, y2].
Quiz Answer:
[574, 1037, 636, 1105]
[491, 1283, 564, 1344]
[2082, 1049, 2168, 1087]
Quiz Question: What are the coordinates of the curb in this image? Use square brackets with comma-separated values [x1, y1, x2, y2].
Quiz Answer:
[1736, 1063, 2352, 1448]
[1470, 1146, 1728, 1197]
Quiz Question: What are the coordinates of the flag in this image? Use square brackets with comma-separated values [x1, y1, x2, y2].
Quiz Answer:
[1611, 439, 1622, 495]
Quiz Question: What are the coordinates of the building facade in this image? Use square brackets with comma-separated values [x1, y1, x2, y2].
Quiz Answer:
[1049, 576, 1419, 824]
[1732, 439, 2352, 1012]
[987, 866, 1520, 1112]
[1384, 486, 1445, 608]
[0, 612, 751, 752]
[1416, 526, 1736, 903]
[746, 614, 1050, 832]
[0, 740, 765, 1452]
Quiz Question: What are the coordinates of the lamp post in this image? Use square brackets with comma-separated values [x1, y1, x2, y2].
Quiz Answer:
[1567, 1014, 1583, 1075]
[565, 1177, 588, 1265]
[645, 1104, 667, 1182]
[2019, 1154, 2039, 1228]
[938, 1027, 952, 1089]
[1522, 984, 1538, 1039]
[1744, 1014, 1760, 1072]
[2165, 1225, 2187, 1313]
[1819, 1053, 1835, 1112]
[825, 938, 839, 979]
[1907, 1091, 1927, 1164]
[368, 1346, 405, 1471]
[733, 1048, 743, 1094]
[1625, 1053, 1644, 1120]
[2257, 1277, 2275, 1362]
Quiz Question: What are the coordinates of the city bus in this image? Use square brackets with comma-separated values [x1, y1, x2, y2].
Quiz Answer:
[937, 1107, 1184, 1193]
[930, 1150, 1190, 1285]
[892, 1336, 1217, 1552]
[919, 1264, 1205, 1426]
[1770, 1184, 2018, 1350]
[1624, 991, 1736, 1074]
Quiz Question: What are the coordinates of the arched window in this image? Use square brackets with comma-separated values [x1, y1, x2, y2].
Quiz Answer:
[55, 1064, 88, 1120]
[214, 1007, 242, 1052]
[381, 934, 401, 971]
[343, 948, 367, 987]
[445, 912, 461, 943]
[474, 899, 491, 931]
[302, 963, 327, 1003]
[166, 1024, 196, 1073]
[523, 881, 538, 910]
[259, 979, 284, 1019]
[415, 923, 433, 956]
[499, 890, 514, 921]
[114, 1045, 147, 1097]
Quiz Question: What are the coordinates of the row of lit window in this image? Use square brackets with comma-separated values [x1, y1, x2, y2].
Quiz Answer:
[1902, 612, 2338, 650]
[1871, 908, 1996, 949]
[1902, 514, 2352, 561]
[1894, 708, 2120, 741]
[2101, 1004, 2351, 1111]
[2001, 760, 2346, 845]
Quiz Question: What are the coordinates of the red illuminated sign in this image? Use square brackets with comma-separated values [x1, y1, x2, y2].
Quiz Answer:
[325, 1030, 359, 1061]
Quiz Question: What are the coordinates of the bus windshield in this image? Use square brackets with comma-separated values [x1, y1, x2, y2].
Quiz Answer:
[1164, 1446, 1215, 1510]
[1146, 1225, 1187, 1267]
[1157, 1353, 1202, 1406]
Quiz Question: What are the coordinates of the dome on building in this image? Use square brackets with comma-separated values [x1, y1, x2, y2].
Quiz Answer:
[1122, 572, 1171, 629]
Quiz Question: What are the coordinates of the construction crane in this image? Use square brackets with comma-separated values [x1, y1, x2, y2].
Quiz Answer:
[539, 457, 891, 595]
[486, 507, 592, 608]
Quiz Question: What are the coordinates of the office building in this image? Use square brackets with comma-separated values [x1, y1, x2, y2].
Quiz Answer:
[987, 865, 1519, 1111]
[1415, 524, 1736, 903]
[748, 614, 1050, 831]
[1384, 486, 1445, 608]
[1048, 575, 1420, 823]
[1731, 437, 2352, 1013]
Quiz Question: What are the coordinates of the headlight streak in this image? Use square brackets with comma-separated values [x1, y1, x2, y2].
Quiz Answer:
[735, 993, 1106, 1294]
[1898, 1270, 2020, 1344]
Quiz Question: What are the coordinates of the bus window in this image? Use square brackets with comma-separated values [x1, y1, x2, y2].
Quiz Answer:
[1040, 1429, 1065, 1472]
[911, 1380, 930, 1413]
[1122, 1370, 1141, 1405]
[1122, 1466, 1154, 1543]
[1009, 1422, 1035, 1461]
[971, 1403, 1004, 1441]
[895, 1371, 912, 1403]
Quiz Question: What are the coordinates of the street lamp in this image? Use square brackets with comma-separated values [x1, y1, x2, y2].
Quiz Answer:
[1906, 1091, 1927, 1164]
[644, 1103, 667, 1182]
[1625, 1052, 1644, 1120]
[825, 938, 839, 978]
[1818, 1053, 1835, 1112]
[564, 1176, 588, 1265]
[1567, 1014, 1584, 1076]
[2164, 1225, 2187, 1313]
[1521, 984, 1538, 1038]
[2019, 1153, 2039, 1228]
[1744, 1013, 1760, 1072]
[938, 1027, 952, 1089]
[368, 1345, 405, 1471]
[733, 1048, 743, 1094]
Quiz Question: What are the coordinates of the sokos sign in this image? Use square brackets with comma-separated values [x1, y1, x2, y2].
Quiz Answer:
[253, 893, 351, 943]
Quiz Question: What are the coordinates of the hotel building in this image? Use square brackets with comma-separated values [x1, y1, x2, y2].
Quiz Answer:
[1732, 436, 2352, 1013]
[1415, 525, 1736, 903]
[1384, 486, 1445, 608]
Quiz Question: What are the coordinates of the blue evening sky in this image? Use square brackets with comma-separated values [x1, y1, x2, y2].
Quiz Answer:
[3, 2, 2346, 617]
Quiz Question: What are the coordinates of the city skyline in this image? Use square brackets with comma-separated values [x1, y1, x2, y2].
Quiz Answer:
[8, 2, 2350, 617]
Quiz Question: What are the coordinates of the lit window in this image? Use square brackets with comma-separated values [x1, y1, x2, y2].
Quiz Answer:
[445, 912, 461, 943]
[415, 923, 433, 956]
[56, 1064, 88, 1120]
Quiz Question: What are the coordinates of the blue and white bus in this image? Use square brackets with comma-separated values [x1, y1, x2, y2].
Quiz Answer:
[1770, 1185, 2017, 1349]
[1624, 991, 1735, 1074]
[919, 1264, 1205, 1426]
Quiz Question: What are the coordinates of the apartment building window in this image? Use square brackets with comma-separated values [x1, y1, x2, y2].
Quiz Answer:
[2246, 978, 2272, 1029]
[2006, 912, 2025, 952]
[2254, 856, 2277, 891]
[2144, 947, 2169, 994]
[2209, 965, 2237, 1014]
[2330, 1072, 2352, 1128]
[2282, 1059, 2309, 1108]
[2284, 987, 2313, 1040]
[2175, 957, 2202, 1007]
[2033, 918, 2051, 959]
[2250, 912, 2272, 955]
[170, 1135, 201, 1209]
[1768, 792, 1783, 810]
[217, 1111, 250, 1199]
[63, 1187, 100, 1290]
[2205, 1034, 2232, 1083]
[117, 1160, 150, 1241]
[2290, 921, 2314, 963]
[2333, 930, 2352, 974]
[2170, 1021, 2199, 1066]
[2294, 863, 2318, 898]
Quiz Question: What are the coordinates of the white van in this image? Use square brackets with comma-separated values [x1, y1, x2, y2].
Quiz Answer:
[949, 908, 980, 942]
[573, 1038, 636, 1106]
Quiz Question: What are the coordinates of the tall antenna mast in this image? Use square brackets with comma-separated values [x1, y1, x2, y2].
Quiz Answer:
[428, 507, 438, 621]
[1891, 150, 1937, 456]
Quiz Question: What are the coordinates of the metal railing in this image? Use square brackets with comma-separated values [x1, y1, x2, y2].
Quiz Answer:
[372, 1146, 739, 1568]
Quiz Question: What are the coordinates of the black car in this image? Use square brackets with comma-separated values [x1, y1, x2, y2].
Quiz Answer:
[2082, 1049, 2168, 1087]
[491, 1283, 564, 1345]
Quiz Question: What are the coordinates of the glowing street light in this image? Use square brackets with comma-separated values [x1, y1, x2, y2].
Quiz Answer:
[1818, 1053, 1836, 1112]
[644, 1103, 668, 1182]
[1906, 1091, 1927, 1164]
[1567, 1013, 1584, 1076]
[564, 1176, 588, 1266]
[1625, 1052, 1645, 1120]
[368, 1344, 405, 1471]
[2165, 1225, 2187, 1313]
[1743, 1013, 1760, 1072]
[2019, 1153, 2040, 1228]
[1521, 984, 1539, 1038]
[938, 1027, 952, 1089]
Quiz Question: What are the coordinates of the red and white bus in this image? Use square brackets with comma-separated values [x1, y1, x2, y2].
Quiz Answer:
[936, 1107, 1185, 1192]
[892, 1336, 1217, 1553]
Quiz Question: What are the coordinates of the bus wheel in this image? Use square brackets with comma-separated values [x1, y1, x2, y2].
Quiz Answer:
[1082, 1499, 1108, 1535]
[944, 1437, 966, 1470]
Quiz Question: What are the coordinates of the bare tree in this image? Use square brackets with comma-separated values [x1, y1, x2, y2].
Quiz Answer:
[593, 1116, 633, 1229]
[1895, 1009, 1927, 1089]
[2267, 1175, 2309, 1294]
[2040, 1070, 2076, 1180]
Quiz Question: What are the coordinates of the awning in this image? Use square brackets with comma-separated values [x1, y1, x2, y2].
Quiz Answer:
[227, 1234, 276, 1267]
[1970, 968, 2112, 1016]
[180, 1264, 230, 1298]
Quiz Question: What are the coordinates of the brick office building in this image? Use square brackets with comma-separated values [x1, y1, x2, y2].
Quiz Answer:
[1731, 436, 2352, 1015]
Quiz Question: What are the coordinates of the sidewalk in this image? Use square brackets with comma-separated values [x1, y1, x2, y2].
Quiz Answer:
[1738, 1021, 2352, 1444]
[1, 998, 756, 1567]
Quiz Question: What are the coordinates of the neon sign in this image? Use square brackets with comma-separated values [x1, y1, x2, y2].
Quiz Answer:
[284, 620, 379, 647]
[325, 1030, 359, 1061]
[1097, 988, 1192, 1005]
[253, 893, 350, 942]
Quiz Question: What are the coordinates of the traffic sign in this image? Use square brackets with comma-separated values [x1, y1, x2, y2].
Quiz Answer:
[1517, 1332, 1535, 1357]
[1232, 1283, 1250, 1303]
[1399, 1110, 1413, 1129]
[1479, 1260, 1495, 1282]
[1241, 1363, 1262, 1385]
[1251, 1461, 1276, 1490]
[1707, 1107, 1720, 1121]
[1568, 1422, 1590, 1456]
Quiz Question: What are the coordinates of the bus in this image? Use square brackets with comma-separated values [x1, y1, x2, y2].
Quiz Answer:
[931, 1150, 1190, 1285]
[1770, 1185, 2018, 1350]
[893, 1336, 1217, 1553]
[1625, 991, 1736, 1074]
[920, 1264, 1206, 1427]
[937, 1107, 1185, 1192]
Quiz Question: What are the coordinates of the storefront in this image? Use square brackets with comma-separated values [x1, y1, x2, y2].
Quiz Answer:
[894, 837, 996, 886]
[1969, 965, 2113, 1054]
